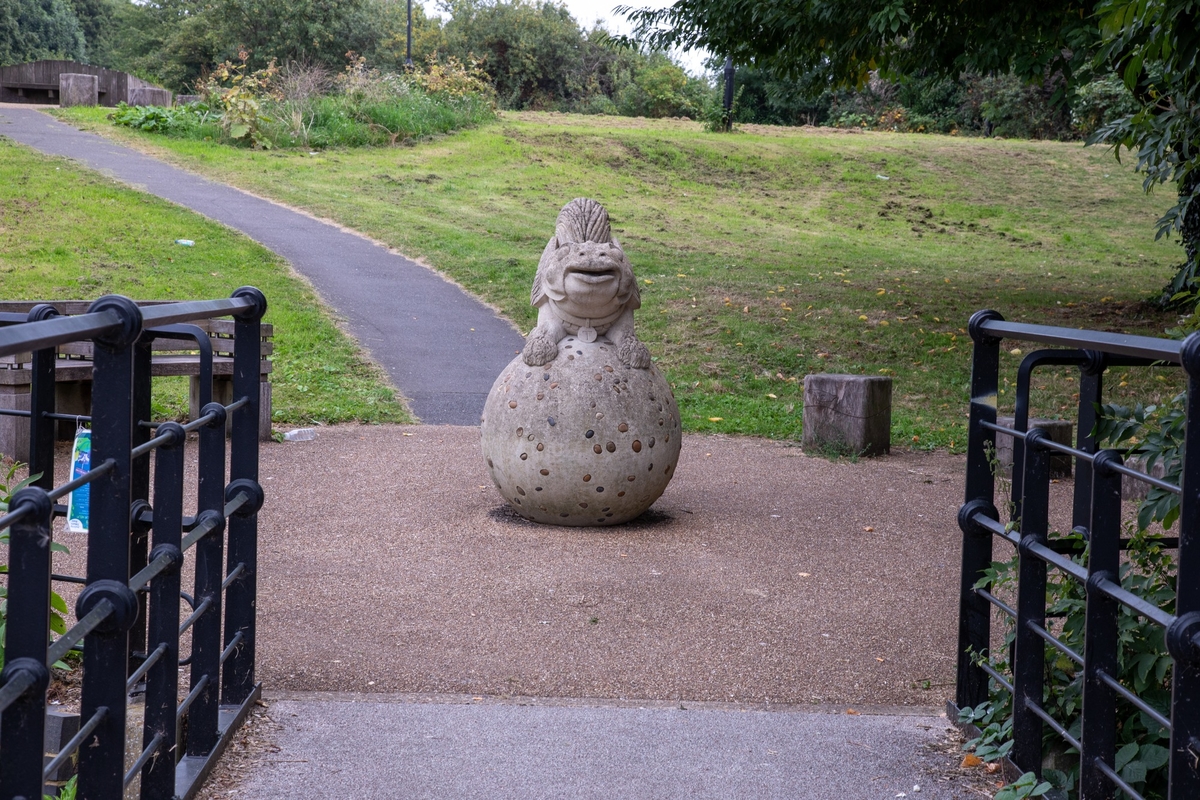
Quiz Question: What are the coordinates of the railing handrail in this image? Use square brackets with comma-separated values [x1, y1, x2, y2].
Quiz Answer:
[0, 293, 262, 359]
[972, 314, 1186, 364]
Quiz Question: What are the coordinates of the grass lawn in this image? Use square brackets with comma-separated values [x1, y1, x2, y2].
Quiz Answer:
[0, 138, 410, 428]
[48, 109, 1189, 448]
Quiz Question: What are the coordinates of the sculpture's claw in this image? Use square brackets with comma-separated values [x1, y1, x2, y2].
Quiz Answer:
[522, 333, 559, 366]
[619, 337, 652, 369]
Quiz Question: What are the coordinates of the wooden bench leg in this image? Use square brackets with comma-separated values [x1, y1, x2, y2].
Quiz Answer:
[259, 382, 272, 441]
[190, 376, 234, 433]
[0, 383, 31, 463]
[54, 381, 92, 440]
[189, 377, 272, 440]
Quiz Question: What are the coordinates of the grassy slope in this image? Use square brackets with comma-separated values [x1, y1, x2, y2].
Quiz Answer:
[53, 109, 1184, 447]
[0, 139, 410, 426]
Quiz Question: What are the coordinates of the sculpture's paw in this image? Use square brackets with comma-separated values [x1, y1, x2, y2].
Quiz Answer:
[619, 337, 652, 369]
[522, 333, 559, 366]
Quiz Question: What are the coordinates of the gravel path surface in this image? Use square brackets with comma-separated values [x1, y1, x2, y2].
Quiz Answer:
[207, 426, 1025, 799]
[257, 425, 970, 706]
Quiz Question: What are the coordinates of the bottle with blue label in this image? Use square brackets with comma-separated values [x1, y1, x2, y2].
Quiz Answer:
[67, 427, 90, 533]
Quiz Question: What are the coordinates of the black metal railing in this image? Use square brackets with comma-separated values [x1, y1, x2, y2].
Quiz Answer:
[0, 290, 267, 800]
[957, 309, 1200, 800]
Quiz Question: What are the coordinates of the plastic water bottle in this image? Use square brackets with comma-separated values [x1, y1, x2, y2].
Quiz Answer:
[174, 239, 195, 246]
[283, 428, 316, 441]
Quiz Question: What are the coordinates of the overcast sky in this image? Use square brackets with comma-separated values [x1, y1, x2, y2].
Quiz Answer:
[420, 1, 712, 76]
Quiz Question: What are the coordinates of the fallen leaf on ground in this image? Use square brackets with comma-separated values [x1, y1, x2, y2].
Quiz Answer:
[846, 709, 860, 715]
[984, 763, 1001, 774]
[863, 526, 875, 532]
[960, 754, 983, 768]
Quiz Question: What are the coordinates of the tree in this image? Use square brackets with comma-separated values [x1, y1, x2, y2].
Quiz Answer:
[1091, 0, 1200, 304]
[215, 0, 376, 70]
[618, 1, 1099, 94]
[440, 0, 588, 108]
[69, 0, 116, 63]
[103, 0, 415, 91]
[619, 0, 1200, 300]
[104, 0, 224, 90]
[0, 0, 87, 65]
[614, 51, 707, 118]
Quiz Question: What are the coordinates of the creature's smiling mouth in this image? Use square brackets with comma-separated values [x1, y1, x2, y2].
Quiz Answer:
[568, 270, 617, 285]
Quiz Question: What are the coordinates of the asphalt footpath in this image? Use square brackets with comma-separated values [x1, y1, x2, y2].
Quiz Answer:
[0, 104, 525, 424]
[237, 693, 971, 800]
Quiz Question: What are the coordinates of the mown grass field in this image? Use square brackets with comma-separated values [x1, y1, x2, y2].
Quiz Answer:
[47, 109, 1189, 447]
[0, 139, 410, 428]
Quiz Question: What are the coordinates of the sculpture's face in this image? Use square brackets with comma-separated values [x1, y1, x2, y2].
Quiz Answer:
[543, 240, 635, 320]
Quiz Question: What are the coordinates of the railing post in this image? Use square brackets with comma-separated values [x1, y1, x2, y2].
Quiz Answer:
[222, 287, 266, 705]
[1012, 428, 1052, 777]
[1166, 333, 1200, 799]
[1079, 449, 1123, 800]
[0, 487, 54, 800]
[129, 336, 154, 673]
[188, 402, 228, 755]
[957, 309, 1004, 709]
[139, 422, 185, 798]
[78, 295, 142, 799]
[26, 303, 59, 492]
[1072, 353, 1105, 530]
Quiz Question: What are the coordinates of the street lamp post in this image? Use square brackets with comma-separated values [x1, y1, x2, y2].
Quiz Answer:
[406, 0, 414, 68]
[722, 57, 734, 131]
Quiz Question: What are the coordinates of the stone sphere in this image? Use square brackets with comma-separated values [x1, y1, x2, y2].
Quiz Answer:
[481, 336, 682, 526]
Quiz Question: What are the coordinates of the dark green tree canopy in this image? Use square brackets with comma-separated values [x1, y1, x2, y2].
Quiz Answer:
[619, 1, 1098, 91]
[440, 0, 588, 107]
[0, 0, 88, 65]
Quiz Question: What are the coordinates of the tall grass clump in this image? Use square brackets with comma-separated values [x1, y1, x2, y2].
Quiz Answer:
[111, 53, 496, 150]
[280, 56, 496, 148]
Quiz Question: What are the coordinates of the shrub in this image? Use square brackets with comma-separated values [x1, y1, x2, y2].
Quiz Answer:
[1072, 74, 1140, 138]
[962, 72, 1074, 140]
[615, 54, 708, 119]
[203, 55, 282, 149]
[106, 51, 496, 150]
[109, 102, 201, 135]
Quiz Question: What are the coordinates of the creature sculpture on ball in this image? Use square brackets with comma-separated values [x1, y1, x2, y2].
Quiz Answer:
[522, 198, 651, 369]
[482, 198, 682, 526]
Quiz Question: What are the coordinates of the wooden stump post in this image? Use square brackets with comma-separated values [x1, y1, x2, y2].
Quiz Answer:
[58, 73, 98, 107]
[802, 374, 893, 456]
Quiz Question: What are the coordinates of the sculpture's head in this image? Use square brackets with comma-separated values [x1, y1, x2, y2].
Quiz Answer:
[537, 238, 639, 321]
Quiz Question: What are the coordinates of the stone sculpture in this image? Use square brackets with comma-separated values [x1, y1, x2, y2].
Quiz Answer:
[481, 199, 681, 526]
[522, 198, 651, 369]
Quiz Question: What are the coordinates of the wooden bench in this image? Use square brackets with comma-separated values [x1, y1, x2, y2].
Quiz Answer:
[0, 301, 272, 462]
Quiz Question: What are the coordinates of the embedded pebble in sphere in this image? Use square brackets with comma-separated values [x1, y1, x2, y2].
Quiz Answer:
[481, 337, 681, 526]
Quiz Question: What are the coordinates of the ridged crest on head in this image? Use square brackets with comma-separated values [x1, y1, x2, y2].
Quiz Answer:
[555, 198, 612, 244]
